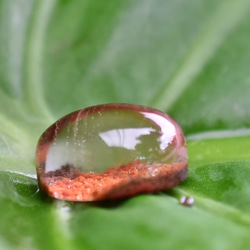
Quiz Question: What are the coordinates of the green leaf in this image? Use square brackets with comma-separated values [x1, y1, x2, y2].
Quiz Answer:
[0, 0, 250, 249]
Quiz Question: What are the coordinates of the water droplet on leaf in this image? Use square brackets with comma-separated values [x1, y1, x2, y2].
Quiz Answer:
[179, 196, 194, 207]
[36, 103, 188, 201]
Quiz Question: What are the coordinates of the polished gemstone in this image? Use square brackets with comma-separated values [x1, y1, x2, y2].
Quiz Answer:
[36, 103, 188, 201]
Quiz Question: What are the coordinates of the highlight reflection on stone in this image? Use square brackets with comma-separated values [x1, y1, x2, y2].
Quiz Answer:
[36, 103, 188, 201]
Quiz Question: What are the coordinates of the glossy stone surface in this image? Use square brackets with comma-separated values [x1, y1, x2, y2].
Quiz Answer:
[36, 103, 188, 201]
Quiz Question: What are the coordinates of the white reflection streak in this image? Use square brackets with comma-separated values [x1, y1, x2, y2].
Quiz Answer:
[99, 128, 155, 150]
[5, 170, 37, 179]
[54, 201, 72, 241]
[141, 112, 176, 150]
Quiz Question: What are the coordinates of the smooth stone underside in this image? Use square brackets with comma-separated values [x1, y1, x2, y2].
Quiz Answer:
[36, 103, 188, 201]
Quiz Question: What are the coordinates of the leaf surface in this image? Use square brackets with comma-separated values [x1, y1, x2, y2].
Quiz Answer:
[0, 0, 250, 249]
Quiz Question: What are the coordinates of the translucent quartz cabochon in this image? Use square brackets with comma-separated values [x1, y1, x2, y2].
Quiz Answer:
[36, 104, 188, 201]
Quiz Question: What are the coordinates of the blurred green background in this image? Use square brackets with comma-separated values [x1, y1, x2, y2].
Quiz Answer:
[0, 0, 250, 249]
